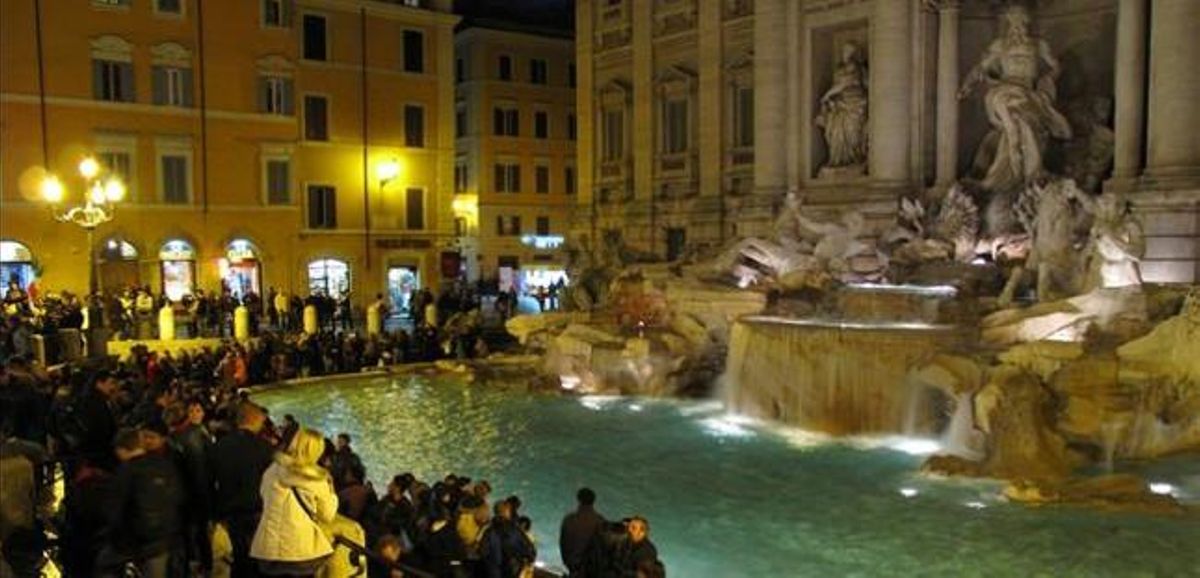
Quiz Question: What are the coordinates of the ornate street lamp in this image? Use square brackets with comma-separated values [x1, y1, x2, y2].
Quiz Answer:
[40, 157, 125, 342]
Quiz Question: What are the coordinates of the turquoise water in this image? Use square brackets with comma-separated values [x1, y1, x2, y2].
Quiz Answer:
[255, 374, 1200, 577]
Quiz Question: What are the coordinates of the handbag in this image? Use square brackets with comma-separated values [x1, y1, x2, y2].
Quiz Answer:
[291, 486, 336, 544]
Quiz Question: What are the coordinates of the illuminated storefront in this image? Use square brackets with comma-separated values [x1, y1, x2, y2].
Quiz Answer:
[0, 240, 36, 290]
[220, 239, 261, 299]
[308, 258, 350, 297]
[159, 239, 196, 301]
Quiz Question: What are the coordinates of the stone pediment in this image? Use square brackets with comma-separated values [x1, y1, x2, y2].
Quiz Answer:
[151, 42, 192, 67]
[598, 78, 632, 106]
[256, 54, 296, 74]
[91, 35, 133, 62]
[655, 64, 697, 87]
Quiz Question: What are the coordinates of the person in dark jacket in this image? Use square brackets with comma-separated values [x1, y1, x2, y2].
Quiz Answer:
[414, 506, 468, 578]
[59, 461, 115, 578]
[329, 432, 364, 491]
[74, 370, 120, 470]
[560, 487, 607, 576]
[97, 428, 186, 578]
[209, 402, 275, 578]
[480, 500, 535, 578]
[170, 399, 214, 576]
[368, 474, 418, 547]
[612, 517, 663, 578]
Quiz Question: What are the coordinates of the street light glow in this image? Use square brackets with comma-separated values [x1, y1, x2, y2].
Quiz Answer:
[89, 183, 106, 205]
[40, 176, 64, 203]
[104, 178, 126, 202]
[78, 157, 100, 179]
[377, 159, 401, 184]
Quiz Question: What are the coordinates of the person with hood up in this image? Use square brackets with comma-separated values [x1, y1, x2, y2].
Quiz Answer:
[250, 427, 339, 578]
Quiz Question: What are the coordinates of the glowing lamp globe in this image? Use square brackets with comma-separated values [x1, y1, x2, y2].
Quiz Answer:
[40, 176, 65, 203]
[104, 178, 126, 202]
[79, 157, 101, 180]
[89, 184, 106, 205]
[376, 160, 400, 183]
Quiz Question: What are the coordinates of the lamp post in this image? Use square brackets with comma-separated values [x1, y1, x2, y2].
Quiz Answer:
[41, 157, 126, 351]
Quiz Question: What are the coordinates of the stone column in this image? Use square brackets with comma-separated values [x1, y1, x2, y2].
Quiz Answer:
[934, 1, 961, 186]
[632, 0, 655, 201]
[698, 0, 722, 199]
[869, 0, 914, 187]
[754, 0, 788, 194]
[1145, 0, 1200, 186]
[1108, 0, 1148, 186]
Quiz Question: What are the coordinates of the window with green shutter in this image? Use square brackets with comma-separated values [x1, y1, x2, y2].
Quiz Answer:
[266, 159, 291, 204]
[161, 155, 190, 204]
[152, 66, 193, 107]
[94, 59, 135, 102]
[405, 188, 424, 230]
[307, 185, 337, 229]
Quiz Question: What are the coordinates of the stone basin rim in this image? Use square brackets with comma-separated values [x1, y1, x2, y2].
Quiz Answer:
[740, 315, 960, 332]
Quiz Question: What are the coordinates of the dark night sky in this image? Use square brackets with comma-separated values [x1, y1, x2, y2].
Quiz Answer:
[454, 0, 575, 33]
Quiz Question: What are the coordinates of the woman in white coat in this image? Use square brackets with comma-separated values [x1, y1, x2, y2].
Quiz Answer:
[251, 428, 339, 577]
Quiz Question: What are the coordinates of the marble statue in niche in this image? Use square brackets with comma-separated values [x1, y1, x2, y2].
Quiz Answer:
[958, 5, 1072, 196]
[815, 42, 869, 178]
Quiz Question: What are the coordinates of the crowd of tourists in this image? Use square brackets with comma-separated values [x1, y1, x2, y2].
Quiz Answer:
[0, 276, 507, 368]
[0, 350, 666, 578]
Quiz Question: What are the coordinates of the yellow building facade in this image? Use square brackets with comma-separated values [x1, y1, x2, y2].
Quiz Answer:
[0, 0, 458, 309]
[453, 24, 575, 290]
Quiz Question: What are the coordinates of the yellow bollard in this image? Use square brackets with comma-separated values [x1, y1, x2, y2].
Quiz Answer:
[234, 305, 250, 341]
[366, 304, 381, 336]
[303, 304, 319, 334]
[158, 305, 175, 342]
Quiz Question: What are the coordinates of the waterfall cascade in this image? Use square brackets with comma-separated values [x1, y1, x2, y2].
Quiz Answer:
[725, 314, 967, 435]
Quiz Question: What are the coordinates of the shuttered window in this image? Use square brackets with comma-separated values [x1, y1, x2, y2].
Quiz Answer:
[93, 59, 135, 102]
[259, 76, 294, 115]
[152, 66, 193, 107]
[405, 188, 424, 230]
[404, 104, 425, 148]
[307, 185, 337, 229]
[161, 155, 190, 204]
[304, 95, 329, 141]
[266, 160, 291, 205]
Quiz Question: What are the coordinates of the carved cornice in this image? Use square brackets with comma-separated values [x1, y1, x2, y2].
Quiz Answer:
[922, 0, 962, 12]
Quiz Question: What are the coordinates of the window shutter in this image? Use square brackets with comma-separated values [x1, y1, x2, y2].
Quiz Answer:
[151, 66, 166, 105]
[257, 77, 269, 112]
[494, 164, 505, 192]
[181, 69, 194, 107]
[512, 166, 521, 192]
[406, 188, 424, 230]
[119, 62, 135, 102]
[92, 60, 105, 100]
[324, 188, 336, 228]
[493, 109, 504, 136]
[282, 79, 295, 115]
[496, 216, 503, 236]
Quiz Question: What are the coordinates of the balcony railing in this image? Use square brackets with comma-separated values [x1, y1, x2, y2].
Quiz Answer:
[599, 159, 628, 181]
[657, 152, 696, 179]
[729, 147, 755, 167]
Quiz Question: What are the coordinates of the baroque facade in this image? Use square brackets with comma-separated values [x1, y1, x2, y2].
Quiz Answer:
[0, 0, 459, 307]
[574, 0, 1200, 283]
[453, 23, 576, 288]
